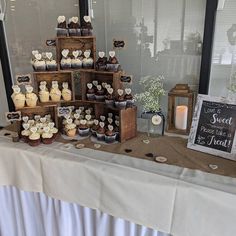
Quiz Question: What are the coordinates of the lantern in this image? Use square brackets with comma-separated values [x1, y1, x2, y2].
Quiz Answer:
[167, 84, 194, 135]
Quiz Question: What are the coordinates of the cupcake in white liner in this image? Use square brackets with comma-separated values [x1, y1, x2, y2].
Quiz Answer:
[60, 49, 71, 70]
[105, 125, 116, 143]
[78, 119, 90, 137]
[11, 85, 26, 109]
[25, 85, 38, 107]
[45, 52, 57, 71]
[39, 83, 50, 103]
[68, 17, 81, 36]
[31, 50, 39, 66]
[56, 16, 68, 36]
[33, 53, 46, 71]
[64, 118, 76, 137]
[61, 82, 72, 101]
[71, 50, 83, 69]
[21, 122, 30, 143]
[82, 50, 94, 69]
[50, 81, 61, 102]
[105, 87, 115, 108]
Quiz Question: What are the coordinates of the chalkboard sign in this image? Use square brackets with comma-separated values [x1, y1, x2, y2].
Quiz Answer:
[16, 74, 31, 85]
[113, 39, 126, 49]
[57, 106, 74, 117]
[46, 39, 56, 47]
[188, 95, 236, 161]
[120, 75, 132, 83]
[5, 111, 21, 122]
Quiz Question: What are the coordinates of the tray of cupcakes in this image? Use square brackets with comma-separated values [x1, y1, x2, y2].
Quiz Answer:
[31, 51, 57, 72]
[60, 49, 93, 70]
[20, 114, 58, 146]
[56, 15, 92, 37]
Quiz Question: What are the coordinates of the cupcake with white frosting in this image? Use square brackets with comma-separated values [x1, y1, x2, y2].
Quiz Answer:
[25, 85, 38, 107]
[11, 85, 26, 109]
[50, 81, 61, 102]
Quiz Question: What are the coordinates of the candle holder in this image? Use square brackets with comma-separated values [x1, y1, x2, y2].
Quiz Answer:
[167, 84, 194, 135]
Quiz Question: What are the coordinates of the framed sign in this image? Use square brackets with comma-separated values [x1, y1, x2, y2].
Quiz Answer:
[120, 75, 132, 83]
[113, 39, 126, 49]
[5, 111, 21, 122]
[187, 95, 236, 161]
[16, 74, 31, 85]
[46, 39, 56, 47]
[57, 106, 74, 117]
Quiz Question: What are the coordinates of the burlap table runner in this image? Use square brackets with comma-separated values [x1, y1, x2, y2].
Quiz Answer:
[56, 132, 236, 178]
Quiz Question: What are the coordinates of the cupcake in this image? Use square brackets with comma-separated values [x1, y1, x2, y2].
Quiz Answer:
[114, 120, 120, 141]
[50, 81, 61, 102]
[25, 85, 38, 108]
[21, 124, 30, 143]
[124, 88, 134, 107]
[41, 126, 54, 144]
[105, 88, 115, 108]
[68, 17, 81, 36]
[95, 85, 105, 101]
[28, 127, 41, 147]
[86, 83, 95, 100]
[65, 119, 77, 137]
[60, 49, 71, 70]
[115, 89, 127, 109]
[46, 60, 57, 71]
[85, 114, 94, 128]
[56, 16, 68, 36]
[33, 53, 46, 71]
[81, 16, 93, 36]
[106, 51, 121, 72]
[91, 119, 99, 136]
[39, 83, 50, 103]
[78, 119, 90, 136]
[61, 82, 72, 101]
[95, 51, 107, 71]
[11, 85, 26, 109]
[48, 122, 58, 140]
[71, 50, 83, 69]
[96, 122, 106, 141]
[105, 125, 116, 143]
[82, 50, 94, 69]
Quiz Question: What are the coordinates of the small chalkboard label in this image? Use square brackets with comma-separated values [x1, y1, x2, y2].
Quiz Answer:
[57, 106, 74, 117]
[188, 95, 236, 161]
[120, 75, 132, 83]
[5, 111, 21, 122]
[16, 74, 31, 85]
[46, 39, 56, 47]
[113, 39, 126, 49]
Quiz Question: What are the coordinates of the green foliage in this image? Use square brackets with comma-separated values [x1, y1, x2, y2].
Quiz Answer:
[134, 75, 165, 112]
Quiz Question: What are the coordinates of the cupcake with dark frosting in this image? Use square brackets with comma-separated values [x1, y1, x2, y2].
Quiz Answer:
[124, 88, 134, 107]
[96, 122, 106, 141]
[78, 120, 90, 136]
[95, 85, 105, 101]
[105, 125, 116, 143]
[86, 83, 95, 100]
[91, 119, 99, 136]
[106, 51, 121, 72]
[115, 89, 127, 109]
[105, 87, 115, 108]
[68, 17, 81, 36]
[95, 52, 107, 71]
[81, 16, 93, 36]
[56, 16, 68, 36]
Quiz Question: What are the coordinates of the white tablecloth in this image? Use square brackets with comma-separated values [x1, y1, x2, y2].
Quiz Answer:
[0, 135, 236, 236]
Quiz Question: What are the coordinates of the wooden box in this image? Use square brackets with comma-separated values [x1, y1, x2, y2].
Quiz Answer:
[79, 70, 123, 101]
[56, 36, 96, 70]
[33, 71, 75, 104]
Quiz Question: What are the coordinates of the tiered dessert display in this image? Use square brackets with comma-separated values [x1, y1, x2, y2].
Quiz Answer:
[12, 16, 137, 145]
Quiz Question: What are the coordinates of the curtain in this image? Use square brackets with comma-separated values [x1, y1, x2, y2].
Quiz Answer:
[0, 186, 168, 236]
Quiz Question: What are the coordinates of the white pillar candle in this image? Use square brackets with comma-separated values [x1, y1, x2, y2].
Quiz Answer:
[175, 105, 188, 130]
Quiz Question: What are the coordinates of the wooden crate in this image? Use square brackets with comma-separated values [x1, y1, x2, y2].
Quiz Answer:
[16, 105, 58, 132]
[79, 70, 123, 101]
[56, 36, 96, 70]
[33, 71, 75, 104]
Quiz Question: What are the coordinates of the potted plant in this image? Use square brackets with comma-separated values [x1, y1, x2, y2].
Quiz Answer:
[134, 75, 165, 136]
